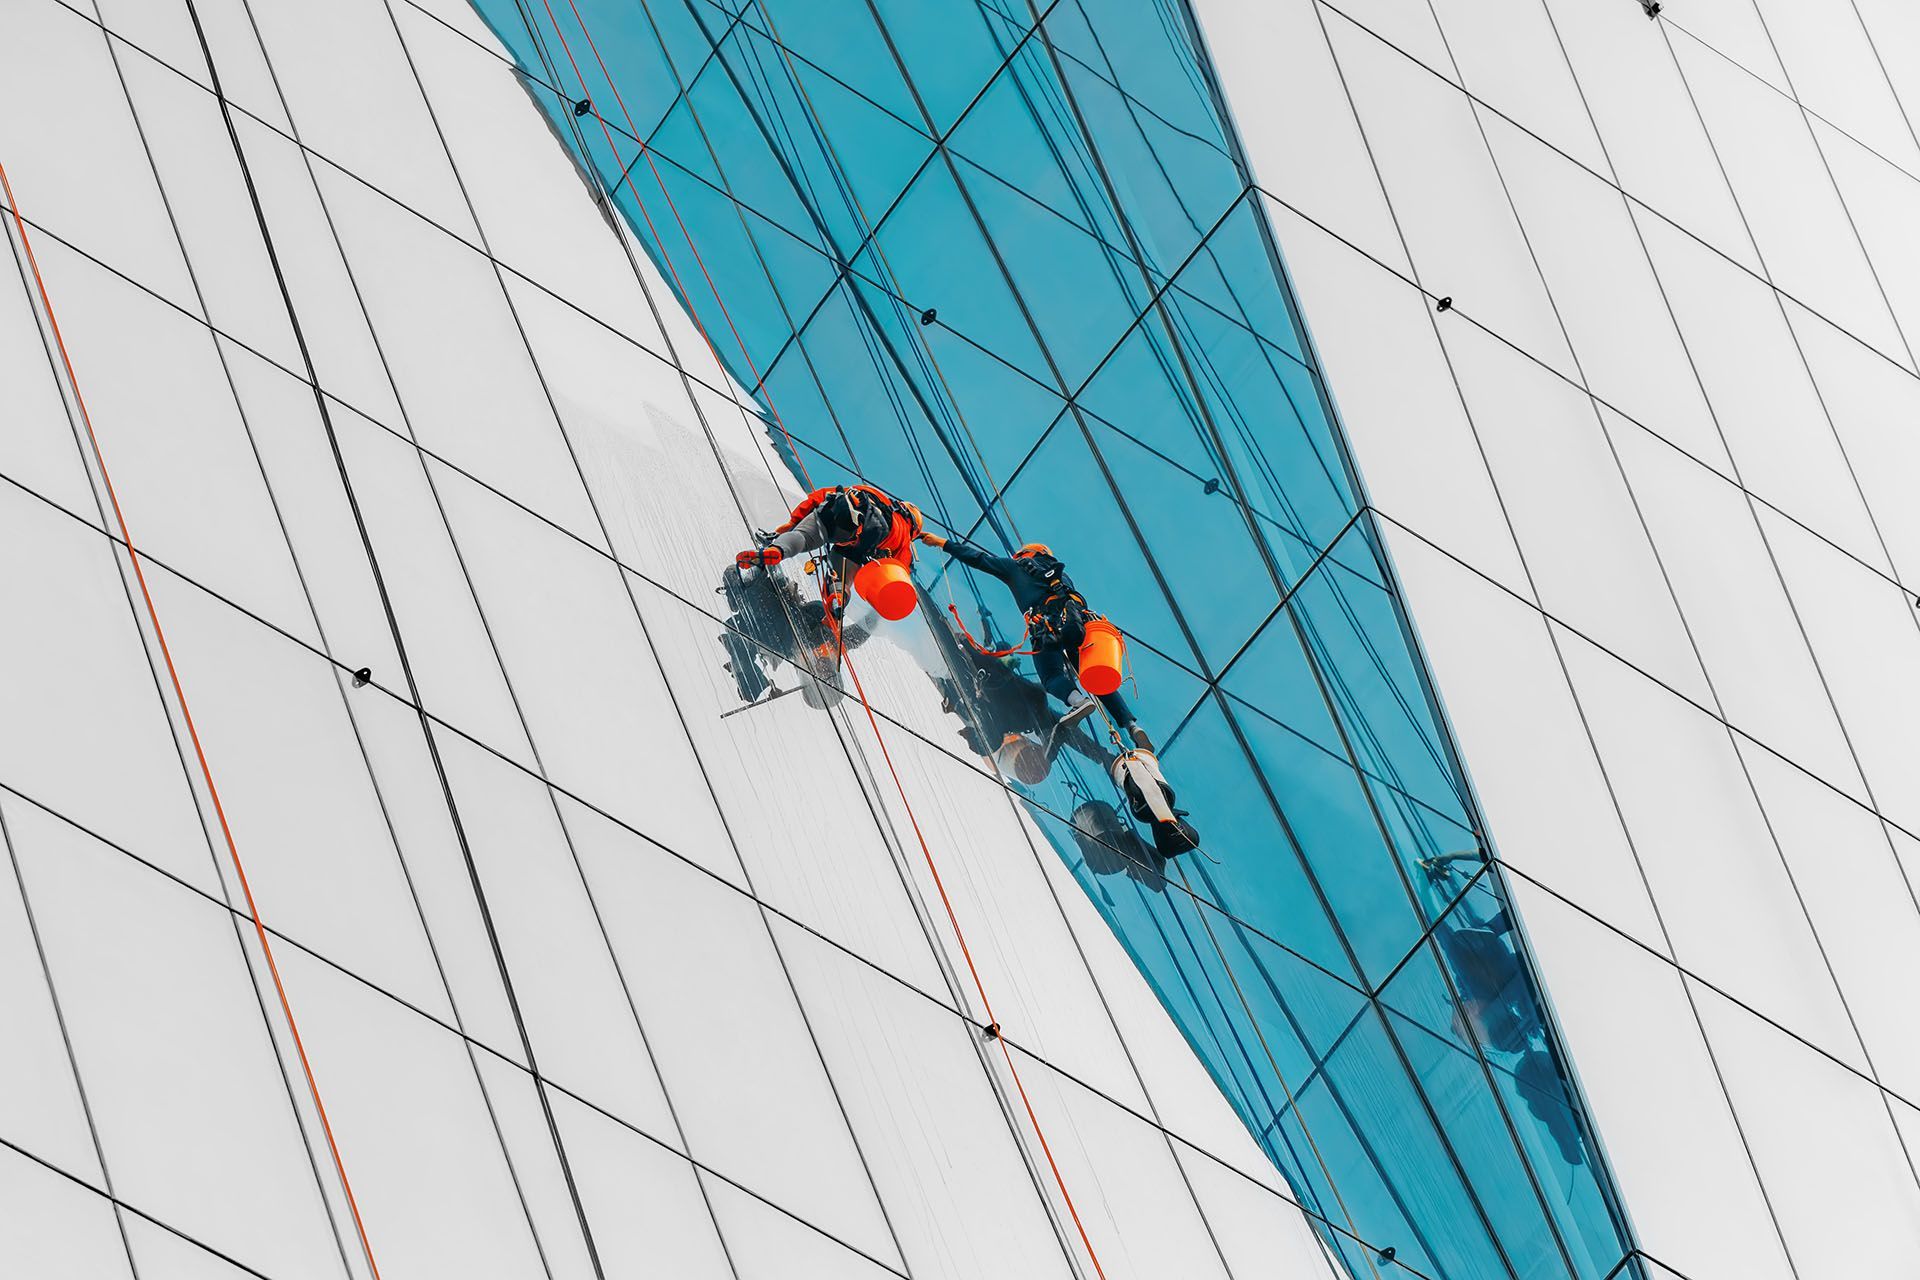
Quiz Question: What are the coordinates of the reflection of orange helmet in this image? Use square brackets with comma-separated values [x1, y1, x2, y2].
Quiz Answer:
[1014, 543, 1051, 560]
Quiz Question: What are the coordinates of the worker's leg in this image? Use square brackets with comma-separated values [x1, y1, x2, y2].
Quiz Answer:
[769, 511, 828, 559]
[1095, 687, 1137, 730]
[1032, 647, 1079, 706]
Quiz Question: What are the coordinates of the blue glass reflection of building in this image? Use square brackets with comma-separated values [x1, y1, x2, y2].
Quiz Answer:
[468, 2, 1642, 1275]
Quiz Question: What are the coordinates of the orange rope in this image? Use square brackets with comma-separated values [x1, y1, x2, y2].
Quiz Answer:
[947, 602, 1034, 658]
[0, 160, 383, 1280]
[528, 15, 1111, 1274]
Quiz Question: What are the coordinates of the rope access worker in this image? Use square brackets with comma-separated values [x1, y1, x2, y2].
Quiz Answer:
[738, 483, 924, 620]
[921, 531, 1151, 752]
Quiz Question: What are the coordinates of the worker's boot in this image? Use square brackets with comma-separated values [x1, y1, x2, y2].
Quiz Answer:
[1047, 690, 1099, 754]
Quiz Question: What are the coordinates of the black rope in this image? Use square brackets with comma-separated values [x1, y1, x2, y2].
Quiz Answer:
[177, 6, 610, 1274]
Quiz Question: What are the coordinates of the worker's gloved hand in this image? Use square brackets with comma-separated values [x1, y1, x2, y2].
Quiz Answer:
[736, 546, 784, 570]
[918, 531, 948, 548]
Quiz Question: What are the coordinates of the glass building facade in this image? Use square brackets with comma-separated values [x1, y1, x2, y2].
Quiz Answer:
[7, 0, 1919, 1277]
[470, 2, 1637, 1276]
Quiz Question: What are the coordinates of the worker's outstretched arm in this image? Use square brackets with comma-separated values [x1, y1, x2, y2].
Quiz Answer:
[923, 531, 1020, 584]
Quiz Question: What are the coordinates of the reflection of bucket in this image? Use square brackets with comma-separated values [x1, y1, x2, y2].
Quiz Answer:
[1078, 617, 1125, 695]
[995, 732, 1049, 785]
[853, 558, 917, 620]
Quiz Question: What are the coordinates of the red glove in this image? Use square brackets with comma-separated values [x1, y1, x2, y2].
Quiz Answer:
[735, 546, 784, 570]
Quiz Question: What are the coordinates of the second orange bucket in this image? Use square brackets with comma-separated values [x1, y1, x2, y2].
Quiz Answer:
[853, 558, 918, 621]
[1078, 617, 1125, 695]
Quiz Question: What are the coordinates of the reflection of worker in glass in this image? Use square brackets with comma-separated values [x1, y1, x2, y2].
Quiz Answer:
[921, 532, 1148, 750]
[1419, 851, 1586, 1166]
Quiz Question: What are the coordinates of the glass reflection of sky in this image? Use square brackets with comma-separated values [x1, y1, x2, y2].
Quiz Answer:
[470, 2, 1639, 1275]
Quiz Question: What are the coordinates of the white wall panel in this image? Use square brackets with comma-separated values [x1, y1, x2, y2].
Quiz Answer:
[1197, 0, 1920, 1270]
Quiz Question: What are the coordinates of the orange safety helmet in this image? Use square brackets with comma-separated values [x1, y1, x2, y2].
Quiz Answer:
[1013, 542, 1052, 560]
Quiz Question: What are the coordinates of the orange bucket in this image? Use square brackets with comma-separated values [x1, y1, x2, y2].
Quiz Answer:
[853, 557, 918, 621]
[1078, 617, 1125, 695]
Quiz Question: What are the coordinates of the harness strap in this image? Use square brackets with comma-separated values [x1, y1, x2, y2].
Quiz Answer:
[948, 603, 1035, 657]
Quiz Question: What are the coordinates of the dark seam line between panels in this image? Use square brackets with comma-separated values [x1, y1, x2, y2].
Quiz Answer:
[1658, 16, 1920, 188]
[18, 150, 1889, 1220]
[1168, 863, 1395, 1280]
[1601, 1248, 1699, 1280]
[0, 258, 1351, 1025]
[236, 7, 661, 1276]
[1526, 0, 1920, 1202]
[1051, 0, 1424, 776]
[20, 160, 1918, 1051]
[1597, 1249, 1639, 1280]
[1835, 0, 1920, 162]
[1660, 0, 1920, 994]
[596, 6, 750, 206]
[1254, 864, 1538, 1150]
[0, 161, 365, 1280]
[15, 0, 1904, 1258]
[623, 0, 873, 482]
[1293, 7, 1803, 1271]
[93, 6, 564, 1275]
[1658, 11, 1920, 186]
[13, 404, 1919, 1249]
[1489, 852, 1920, 1116]
[675, 0, 1010, 562]
[47, 0, 1920, 635]
[1437, 0, 1920, 1242]
[358, 6, 754, 1275]
[1011, 15, 1549, 1270]
[1374, 500, 1920, 1092]
[1708, 6, 1920, 598]
[1743, 1, 1920, 379]
[0, 799, 904, 1280]
[879, 0, 1386, 1027]
[0, 762, 1437, 1280]
[1177, 854, 1463, 1280]
[1165, 0, 1635, 1266]
[175, 6, 614, 1276]
[0, 805, 143, 1278]
[0, 1135, 279, 1280]
[779, 5, 1224, 1266]
[44, 0, 1920, 654]
[971, 0, 1234, 162]
[1305, 0, 1920, 395]
[25, 1, 1920, 1001]
[979, 753, 1244, 1280]
[531, 14, 1103, 1267]
[1742, 3, 1920, 376]
[630, 5, 1098, 1266]
[883, 13, 1492, 1267]
[1170, 0, 1499, 880]
[497, 6, 926, 1273]
[0, 200, 1408, 1019]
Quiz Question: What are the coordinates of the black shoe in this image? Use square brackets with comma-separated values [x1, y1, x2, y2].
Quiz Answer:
[1128, 726, 1153, 752]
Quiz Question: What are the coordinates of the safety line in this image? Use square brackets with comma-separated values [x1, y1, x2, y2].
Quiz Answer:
[527, 5, 1113, 1271]
[33, 2, 1920, 1251]
[49, 0, 1918, 641]
[523, 4, 1078, 1272]
[1173, 863, 1388, 1280]
[0, 159, 383, 1280]
[0, 738, 1445, 1278]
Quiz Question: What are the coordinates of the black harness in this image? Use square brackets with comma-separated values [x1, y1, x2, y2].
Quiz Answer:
[822, 488, 916, 562]
[1016, 554, 1093, 652]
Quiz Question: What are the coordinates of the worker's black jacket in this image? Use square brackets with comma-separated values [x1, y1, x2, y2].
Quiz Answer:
[943, 539, 1089, 649]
